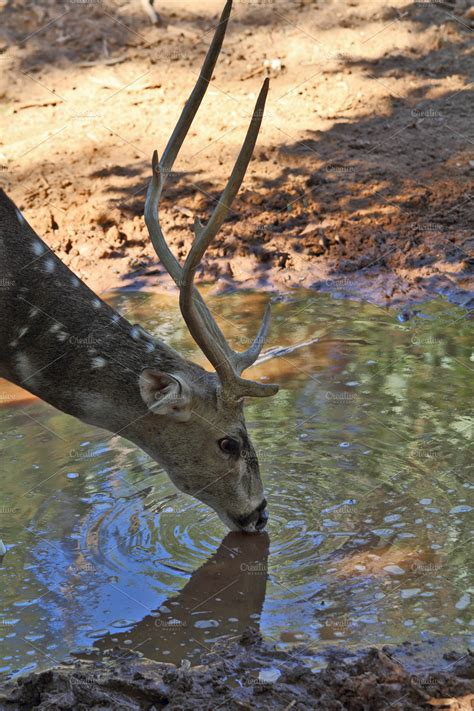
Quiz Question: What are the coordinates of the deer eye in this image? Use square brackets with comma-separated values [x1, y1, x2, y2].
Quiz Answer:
[218, 437, 240, 457]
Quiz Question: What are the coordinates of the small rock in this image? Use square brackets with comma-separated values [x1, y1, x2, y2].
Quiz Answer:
[384, 565, 405, 575]
[105, 225, 124, 246]
[263, 58, 282, 73]
[450, 505, 472, 514]
[455, 593, 470, 610]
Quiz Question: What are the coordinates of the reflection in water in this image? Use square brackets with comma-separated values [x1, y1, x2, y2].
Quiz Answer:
[90, 532, 269, 665]
[0, 291, 472, 679]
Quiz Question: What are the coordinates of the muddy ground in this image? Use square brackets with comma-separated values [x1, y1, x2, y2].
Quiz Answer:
[1, 629, 473, 710]
[0, 0, 472, 306]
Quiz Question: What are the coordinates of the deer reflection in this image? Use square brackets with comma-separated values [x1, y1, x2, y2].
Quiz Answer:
[90, 532, 270, 665]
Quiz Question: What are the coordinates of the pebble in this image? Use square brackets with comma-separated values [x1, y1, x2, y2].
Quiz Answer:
[455, 593, 470, 611]
[384, 565, 405, 575]
[450, 505, 472, 514]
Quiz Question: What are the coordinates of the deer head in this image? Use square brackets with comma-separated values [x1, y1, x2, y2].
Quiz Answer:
[139, 0, 278, 532]
[0, 0, 278, 534]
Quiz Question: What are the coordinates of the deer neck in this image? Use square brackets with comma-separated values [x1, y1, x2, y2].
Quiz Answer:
[0, 190, 193, 433]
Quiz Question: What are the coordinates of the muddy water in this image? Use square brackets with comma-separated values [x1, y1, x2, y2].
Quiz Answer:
[0, 291, 472, 679]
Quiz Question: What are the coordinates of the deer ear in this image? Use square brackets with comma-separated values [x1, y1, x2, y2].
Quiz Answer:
[139, 369, 192, 422]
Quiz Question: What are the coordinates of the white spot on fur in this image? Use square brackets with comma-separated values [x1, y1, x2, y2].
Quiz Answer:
[111, 314, 120, 325]
[145, 341, 155, 353]
[49, 323, 61, 333]
[130, 327, 140, 341]
[87, 348, 97, 355]
[92, 299, 101, 309]
[56, 331, 69, 342]
[71, 276, 80, 287]
[32, 242, 45, 256]
[29, 307, 39, 318]
[91, 356, 107, 369]
[16, 208, 26, 225]
[44, 258, 55, 273]
[9, 326, 29, 347]
[16, 353, 35, 383]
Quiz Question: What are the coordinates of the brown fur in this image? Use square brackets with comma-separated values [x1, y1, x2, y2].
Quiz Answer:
[0, 189, 267, 531]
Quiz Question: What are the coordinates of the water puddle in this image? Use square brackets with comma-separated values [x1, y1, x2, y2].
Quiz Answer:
[0, 290, 472, 678]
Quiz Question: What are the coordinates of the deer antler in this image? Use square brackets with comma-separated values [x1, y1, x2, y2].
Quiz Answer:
[145, 0, 278, 400]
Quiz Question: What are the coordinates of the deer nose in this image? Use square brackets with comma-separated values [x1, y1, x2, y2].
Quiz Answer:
[255, 499, 268, 531]
[234, 499, 268, 531]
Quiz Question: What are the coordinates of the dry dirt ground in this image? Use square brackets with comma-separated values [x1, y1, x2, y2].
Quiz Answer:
[0, 0, 472, 306]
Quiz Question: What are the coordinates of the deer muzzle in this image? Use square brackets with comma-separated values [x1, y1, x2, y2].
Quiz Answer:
[234, 498, 268, 532]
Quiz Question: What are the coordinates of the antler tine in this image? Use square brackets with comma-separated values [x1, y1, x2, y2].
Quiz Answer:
[145, 151, 181, 284]
[233, 302, 272, 373]
[144, 0, 233, 285]
[179, 80, 277, 396]
[145, 0, 278, 400]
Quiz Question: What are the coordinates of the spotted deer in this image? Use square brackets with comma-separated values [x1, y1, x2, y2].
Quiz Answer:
[0, 0, 278, 532]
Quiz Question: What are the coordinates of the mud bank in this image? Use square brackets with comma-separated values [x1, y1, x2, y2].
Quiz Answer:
[1, 630, 473, 710]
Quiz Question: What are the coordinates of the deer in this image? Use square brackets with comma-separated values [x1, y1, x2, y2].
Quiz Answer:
[0, 0, 279, 533]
